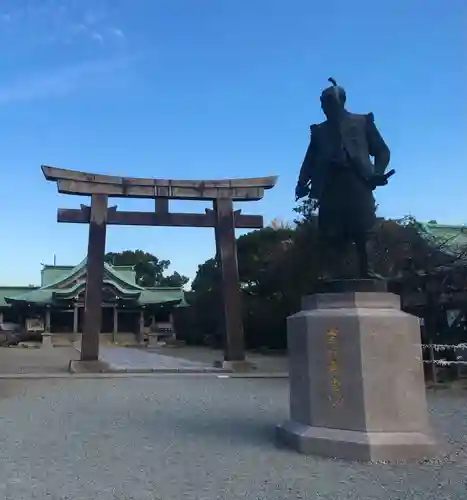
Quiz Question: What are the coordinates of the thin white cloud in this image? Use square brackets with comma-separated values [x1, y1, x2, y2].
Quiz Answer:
[91, 32, 104, 43]
[1, 1, 127, 47]
[84, 10, 102, 26]
[72, 23, 87, 33]
[0, 57, 131, 104]
[111, 27, 125, 39]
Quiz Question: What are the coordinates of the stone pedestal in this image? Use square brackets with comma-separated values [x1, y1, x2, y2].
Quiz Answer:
[276, 279, 438, 462]
[147, 333, 160, 348]
[41, 332, 53, 349]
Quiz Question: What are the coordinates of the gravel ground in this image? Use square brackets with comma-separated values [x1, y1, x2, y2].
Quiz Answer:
[0, 377, 465, 500]
[0, 347, 78, 374]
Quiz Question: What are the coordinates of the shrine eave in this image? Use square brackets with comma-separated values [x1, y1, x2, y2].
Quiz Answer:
[0, 257, 186, 307]
[2, 286, 185, 307]
[416, 221, 467, 253]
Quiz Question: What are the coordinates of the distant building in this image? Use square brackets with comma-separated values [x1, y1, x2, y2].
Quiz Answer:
[416, 221, 467, 255]
[391, 222, 467, 350]
[0, 259, 186, 344]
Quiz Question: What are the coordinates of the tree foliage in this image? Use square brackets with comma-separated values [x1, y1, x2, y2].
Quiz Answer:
[175, 200, 467, 351]
[104, 250, 189, 288]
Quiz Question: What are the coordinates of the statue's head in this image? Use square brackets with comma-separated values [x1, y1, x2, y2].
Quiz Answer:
[320, 77, 346, 119]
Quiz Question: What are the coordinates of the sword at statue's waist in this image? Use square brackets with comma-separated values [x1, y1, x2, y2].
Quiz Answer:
[320, 160, 395, 188]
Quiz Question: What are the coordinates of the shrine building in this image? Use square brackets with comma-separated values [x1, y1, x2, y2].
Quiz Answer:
[0, 259, 186, 344]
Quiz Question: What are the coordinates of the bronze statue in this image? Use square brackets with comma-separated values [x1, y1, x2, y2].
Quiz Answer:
[295, 78, 394, 279]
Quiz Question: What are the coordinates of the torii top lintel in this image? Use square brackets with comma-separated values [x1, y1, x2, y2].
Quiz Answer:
[41, 165, 278, 201]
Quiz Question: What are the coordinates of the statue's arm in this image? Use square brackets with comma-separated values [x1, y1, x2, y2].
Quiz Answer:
[366, 113, 390, 175]
[297, 124, 318, 187]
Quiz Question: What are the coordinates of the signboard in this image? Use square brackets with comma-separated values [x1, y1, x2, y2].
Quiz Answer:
[26, 318, 44, 332]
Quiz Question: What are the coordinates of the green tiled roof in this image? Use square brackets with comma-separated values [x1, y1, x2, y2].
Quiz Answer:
[38, 260, 142, 290]
[139, 288, 188, 305]
[41, 266, 74, 286]
[110, 266, 137, 285]
[5, 286, 185, 306]
[1, 259, 185, 307]
[54, 279, 140, 300]
[5, 288, 52, 305]
[417, 222, 467, 254]
[0, 287, 39, 307]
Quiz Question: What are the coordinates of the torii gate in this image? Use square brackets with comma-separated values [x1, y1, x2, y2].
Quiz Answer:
[42, 165, 277, 365]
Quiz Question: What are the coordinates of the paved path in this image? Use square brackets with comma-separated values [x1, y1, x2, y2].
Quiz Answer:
[98, 346, 222, 372]
[0, 377, 465, 499]
[148, 345, 289, 373]
[0, 343, 286, 375]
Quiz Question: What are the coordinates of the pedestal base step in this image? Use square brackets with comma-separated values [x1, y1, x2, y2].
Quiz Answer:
[69, 360, 112, 374]
[213, 360, 257, 372]
[276, 420, 439, 462]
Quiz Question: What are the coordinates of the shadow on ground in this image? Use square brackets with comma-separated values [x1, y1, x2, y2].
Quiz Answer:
[155, 411, 278, 448]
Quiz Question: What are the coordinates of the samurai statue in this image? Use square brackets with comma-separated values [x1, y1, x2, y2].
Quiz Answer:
[295, 78, 393, 279]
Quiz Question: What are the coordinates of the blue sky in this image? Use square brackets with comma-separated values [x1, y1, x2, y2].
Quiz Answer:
[0, 0, 465, 285]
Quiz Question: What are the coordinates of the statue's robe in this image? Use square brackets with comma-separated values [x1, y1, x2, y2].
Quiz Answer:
[298, 111, 390, 239]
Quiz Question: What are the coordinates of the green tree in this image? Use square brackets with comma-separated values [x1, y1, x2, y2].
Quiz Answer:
[191, 258, 219, 293]
[186, 199, 467, 352]
[186, 258, 222, 345]
[293, 196, 318, 225]
[104, 250, 189, 288]
[293, 198, 440, 280]
[188, 226, 314, 349]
